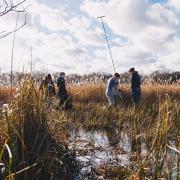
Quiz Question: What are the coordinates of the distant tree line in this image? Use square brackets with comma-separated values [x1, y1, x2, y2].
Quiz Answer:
[0, 71, 180, 87]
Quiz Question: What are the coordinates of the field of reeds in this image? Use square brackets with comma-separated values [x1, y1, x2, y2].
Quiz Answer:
[0, 80, 180, 179]
[0, 82, 77, 180]
[53, 83, 180, 179]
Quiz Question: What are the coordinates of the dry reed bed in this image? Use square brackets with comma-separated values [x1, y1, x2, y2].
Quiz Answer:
[0, 87, 13, 104]
[68, 84, 180, 105]
[55, 84, 180, 178]
[0, 83, 180, 179]
[0, 81, 77, 179]
[49, 97, 180, 178]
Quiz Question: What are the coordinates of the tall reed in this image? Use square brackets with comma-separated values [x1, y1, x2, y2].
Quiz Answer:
[0, 80, 77, 179]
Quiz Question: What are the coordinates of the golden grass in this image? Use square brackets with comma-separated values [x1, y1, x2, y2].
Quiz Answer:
[52, 83, 180, 179]
[0, 87, 13, 103]
[0, 82, 180, 179]
[68, 84, 180, 107]
[0, 81, 77, 179]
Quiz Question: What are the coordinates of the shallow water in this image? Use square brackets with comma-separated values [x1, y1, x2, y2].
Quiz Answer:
[66, 127, 180, 179]
[67, 127, 147, 179]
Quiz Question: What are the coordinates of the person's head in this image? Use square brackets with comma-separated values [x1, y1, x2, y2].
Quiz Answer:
[128, 67, 135, 74]
[113, 72, 120, 80]
[60, 72, 65, 78]
[47, 74, 52, 80]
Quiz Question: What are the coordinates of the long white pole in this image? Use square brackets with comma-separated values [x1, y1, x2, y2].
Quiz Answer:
[98, 16, 116, 73]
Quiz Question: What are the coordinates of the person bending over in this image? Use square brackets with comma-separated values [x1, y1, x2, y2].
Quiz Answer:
[106, 73, 121, 108]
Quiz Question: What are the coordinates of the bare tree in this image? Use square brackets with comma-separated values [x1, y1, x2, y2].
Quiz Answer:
[0, 0, 28, 39]
[0, 0, 28, 96]
[0, 0, 27, 16]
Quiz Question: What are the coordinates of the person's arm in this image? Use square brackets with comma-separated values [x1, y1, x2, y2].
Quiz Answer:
[115, 81, 120, 90]
[131, 75, 136, 89]
[138, 75, 141, 86]
[114, 81, 121, 94]
[57, 78, 60, 88]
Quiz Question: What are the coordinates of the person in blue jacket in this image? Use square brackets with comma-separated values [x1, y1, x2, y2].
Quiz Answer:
[129, 67, 141, 106]
[105, 73, 121, 108]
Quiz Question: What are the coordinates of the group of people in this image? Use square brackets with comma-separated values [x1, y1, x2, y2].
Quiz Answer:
[40, 72, 71, 110]
[40, 67, 141, 110]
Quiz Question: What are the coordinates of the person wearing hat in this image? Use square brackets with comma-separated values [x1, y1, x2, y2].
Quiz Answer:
[105, 72, 121, 108]
[128, 67, 141, 106]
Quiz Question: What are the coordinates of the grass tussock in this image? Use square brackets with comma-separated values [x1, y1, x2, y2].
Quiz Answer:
[0, 80, 77, 180]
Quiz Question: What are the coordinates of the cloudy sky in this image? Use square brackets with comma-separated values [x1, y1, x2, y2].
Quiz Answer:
[0, 0, 180, 74]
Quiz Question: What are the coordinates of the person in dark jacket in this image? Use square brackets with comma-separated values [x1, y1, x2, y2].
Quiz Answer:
[57, 72, 72, 110]
[40, 74, 56, 97]
[40, 74, 56, 108]
[129, 67, 141, 106]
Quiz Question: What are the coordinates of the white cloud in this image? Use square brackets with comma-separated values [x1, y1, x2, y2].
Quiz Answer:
[29, 0, 70, 32]
[168, 0, 180, 11]
[81, 0, 150, 36]
[0, 0, 180, 74]
[81, 0, 180, 73]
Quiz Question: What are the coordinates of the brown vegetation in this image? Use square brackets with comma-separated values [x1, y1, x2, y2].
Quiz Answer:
[0, 87, 12, 104]
[0, 81, 180, 179]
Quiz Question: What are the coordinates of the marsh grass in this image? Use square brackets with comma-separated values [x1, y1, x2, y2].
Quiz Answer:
[68, 84, 180, 105]
[0, 80, 77, 180]
[0, 82, 180, 179]
[0, 87, 13, 104]
[58, 84, 180, 178]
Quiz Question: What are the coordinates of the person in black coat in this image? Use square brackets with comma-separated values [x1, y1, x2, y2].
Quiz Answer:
[57, 72, 72, 110]
[128, 67, 141, 106]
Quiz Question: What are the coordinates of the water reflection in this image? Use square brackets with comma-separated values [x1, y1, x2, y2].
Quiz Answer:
[131, 137, 141, 156]
[68, 127, 132, 179]
[68, 127, 153, 179]
[106, 129, 120, 147]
